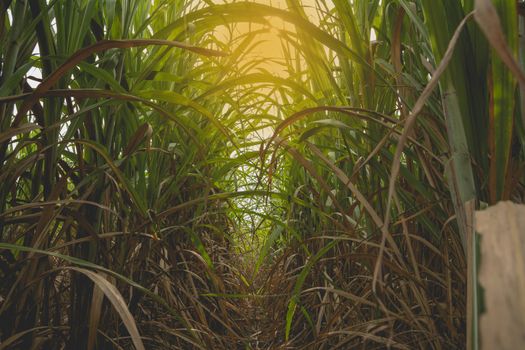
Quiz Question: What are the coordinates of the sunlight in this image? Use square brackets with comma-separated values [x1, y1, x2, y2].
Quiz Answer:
[3, 0, 505, 347]
[210, 0, 318, 77]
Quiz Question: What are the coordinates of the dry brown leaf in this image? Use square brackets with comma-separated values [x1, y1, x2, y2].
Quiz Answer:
[123, 123, 153, 157]
[70, 267, 145, 350]
[87, 277, 105, 350]
[475, 202, 525, 350]
[0, 123, 41, 144]
[474, 0, 525, 87]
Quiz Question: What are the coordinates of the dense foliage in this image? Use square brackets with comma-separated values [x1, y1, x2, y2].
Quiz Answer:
[0, 0, 523, 349]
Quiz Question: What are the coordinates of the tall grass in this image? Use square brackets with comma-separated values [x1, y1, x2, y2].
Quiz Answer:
[0, 0, 523, 349]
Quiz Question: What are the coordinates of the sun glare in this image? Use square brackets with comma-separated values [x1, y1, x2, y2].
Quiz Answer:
[211, 0, 303, 77]
[208, 0, 323, 77]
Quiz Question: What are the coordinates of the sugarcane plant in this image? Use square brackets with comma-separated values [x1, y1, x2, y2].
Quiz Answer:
[0, 0, 523, 349]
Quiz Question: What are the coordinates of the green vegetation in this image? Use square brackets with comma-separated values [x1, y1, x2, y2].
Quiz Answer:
[0, 0, 524, 349]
